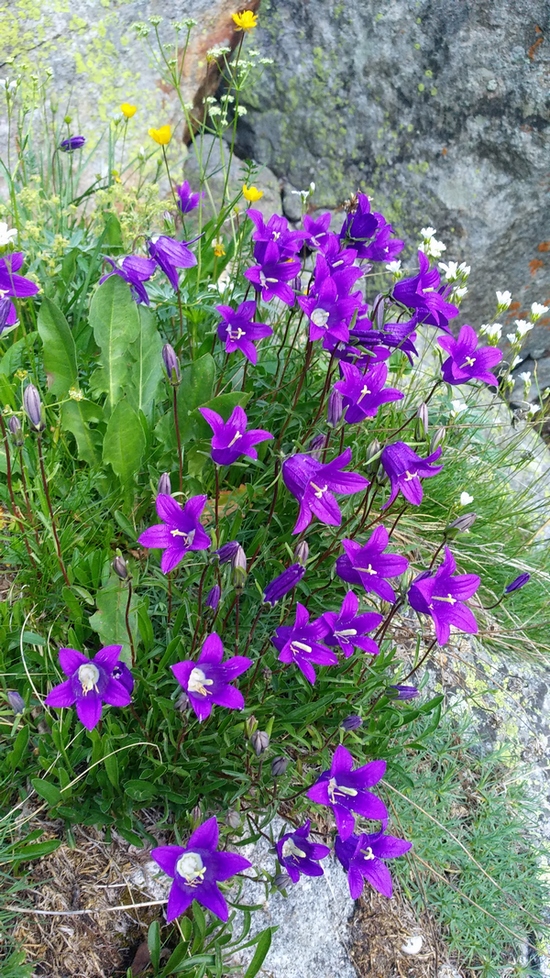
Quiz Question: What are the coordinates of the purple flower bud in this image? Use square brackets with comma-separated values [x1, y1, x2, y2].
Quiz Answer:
[365, 438, 382, 477]
[273, 872, 292, 890]
[7, 690, 25, 714]
[175, 690, 190, 712]
[504, 573, 530, 594]
[430, 427, 446, 453]
[112, 555, 129, 580]
[308, 433, 326, 460]
[388, 684, 419, 700]
[59, 135, 86, 152]
[162, 343, 181, 385]
[213, 540, 240, 564]
[327, 388, 343, 427]
[251, 730, 270, 755]
[157, 472, 172, 496]
[445, 512, 477, 538]
[341, 714, 363, 731]
[226, 810, 241, 829]
[23, 384, 45, 430]
[8, 415, 24, 446]
[205, 584, 221, 610]
[294, 540, 309, 567]
[263, 563, 306, 606]
[231, 545, 247, 591]
[0, 297, 12, 334]
[271, 756, 290, 777]
[416, 402, 429, 438]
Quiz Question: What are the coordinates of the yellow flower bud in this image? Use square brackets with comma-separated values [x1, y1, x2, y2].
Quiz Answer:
[232, 9, 258, 30]
[148, 124, 172, 146]
[120, 102, 137, 119]
[242, 183, 263, 202]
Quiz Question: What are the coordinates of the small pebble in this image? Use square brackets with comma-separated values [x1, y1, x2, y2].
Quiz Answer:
[401, 934, 423, 955]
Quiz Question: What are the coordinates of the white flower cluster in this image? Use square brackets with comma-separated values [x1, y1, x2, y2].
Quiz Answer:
[0, 222, 18, 247]
[419, 226, 446, 259]
[531, 302, 549, 322]
[495, 289, 512, 311]
[479, 322, 503, 342]
[438, 260, 470, 283]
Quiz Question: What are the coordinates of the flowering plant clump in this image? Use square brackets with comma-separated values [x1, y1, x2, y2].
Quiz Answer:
[1, 16, 548, 973]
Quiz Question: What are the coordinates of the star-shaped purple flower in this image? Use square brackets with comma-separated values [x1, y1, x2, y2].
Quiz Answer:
[335, 825, 412, 899]
[44, 645, 132, 731]
[323, 591, 382, 658]
[175, 180, 205, 215]
[438, 324, 503, 386]
[244, 241, 301, 306]
[298, 261, 363, 347]
[199, 405, 273, 466]
[275, 820, 331, 883]
[99, 254, 157, 305]
[408, 547, 480, 645]
[380, 442, 443, 509]
[303, 212, 332, 250]
[151, 816, 252, 922]
[148, 234, 197, 290]
[307, 744, 388, 840]
[392, 251, 458, 332]
[333, 361, 403, 424]
[339, 194, 404, 263]
[0, 253, 39, 326]
[271, 602, 338, 684]
[216, 300, 273, 364]
[282, 447, 370, 534]
[335, 527, 409, 603]
[171, 632, 252, 722]
[247, 210, 307, 257]
[138, 493, 210, 574]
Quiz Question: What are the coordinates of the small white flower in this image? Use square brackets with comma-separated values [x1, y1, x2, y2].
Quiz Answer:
[479, 323, 502, 340]
[518, 371, 532, 384]
[419, 238, 446, 259]
[459, 492, 474, 506]
[514, 319, 533, 337]
[385, 260, 402, 274]
[506, 333, 517, 343]
[0, 222, 18, 246]
[531, 302, 549, 321]
[457, 261, 471, 277]
[496, 290, 512, 309]
[420, 226, 437, 239]
[452, 285, 468, 300]
[511, 355, 523, 369]
[450, 398, 467, 416]
[236, 106, 247, 116]
[438, 260, 458, 281]
[527, 403, 541, 416]
[309, 181, 316, 194]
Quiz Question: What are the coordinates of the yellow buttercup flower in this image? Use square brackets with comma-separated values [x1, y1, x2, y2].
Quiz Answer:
[232, 9, 258, 31]
[120, 103, 137, 119]
[148, 124, 172, 146]
[242, 183, 263, 202]
[212, 239, 226, 257]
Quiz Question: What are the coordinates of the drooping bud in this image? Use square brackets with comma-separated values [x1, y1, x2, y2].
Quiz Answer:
[251, 730, 270, 756]
[157, 472, 172, 496]
[112, 554, 129, 580]
[204, 584, 221, 610]
[7, 690, 25, 714]
[308, 434, 326, 460]
[444, 512, 477, 539]
[341, 714, 363, 731]
[374, 294, 385, 329]
[8, 415, 24, 446]
[162, 343, 181, 385]
[430, 427, 446, 454]
[213, 540, 240, 564]
[23, 384, 45, 431]
[504, 573, 530, 594]
[271, 756, 290, 777]
[387, 684, 419, 700]
[226, 810, 241, 829]
[416, 402, 429, 439]
[273, 872, 291, 890]
[294, 540, 309, 567]
[327, 388, 343, 427]
[231, 544, 247, 591]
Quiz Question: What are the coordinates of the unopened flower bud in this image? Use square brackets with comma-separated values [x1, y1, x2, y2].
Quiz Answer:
[263, 564, 305, 605]
[504, 573, 530, 594]
[251, 730, 269, 755]
[112, 555, 129, 580]
[175, 690, 190, 712]
[213, 540, 240, 564]
[273, 872, 291, 890]
[430, 427, 446, 454]
[388, 684, 418, 700]
[374, 294, 385, 329]
[416, 402, 429, 439]
[365, 438, 381, 478]
[205, 584, 220, 610]
[245, 715, 258, 738]
[271, 756, 290, 777]
[226, 810, 241, 829]
[327, 388, 343, 427]
[231, 544, 247, 591]
[444, 512, 477, 538]
[341, 714, 362, 731]
[162, 343, 181, 385]
[0, 297, 12, 334]
[7, 690, 25, 714]
[308, 434, 326, 460]
[23, 384, 45, 430]
[8, 415, 24, 446]
[157, 472, 172, 496]
[294, 541, 309, 567]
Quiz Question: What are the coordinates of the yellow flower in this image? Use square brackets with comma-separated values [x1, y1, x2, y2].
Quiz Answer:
[148, 124, 172, 146]
[242, 183, 263, 202]
[212, 239, 226, 258]
[232, 9, 258, 31]
[120, 103, 137, 119]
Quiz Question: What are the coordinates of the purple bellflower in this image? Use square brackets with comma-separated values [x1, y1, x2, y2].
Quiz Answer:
[380, 441, 443, 509]
[99, 255, 157, 305]
[307, 744, 388, 840]
[205, 584, 221, 610]
[216, 300, 272, 364]
[138, 493, 210, 574]
[247, 209, 307, 257]
[171, 632, 252, 722]
[244, 241, 301, 305]
[282, 447, 370, 534]
[335, 825, 412, 899]
[175, 180, 205, 214]
[148, 234, 197, 290]
[199, 405, 273, 466]
[438, 324, 503, 386]
[275, 820, 331, 883]
[271, 602, 338, 684]
[323, 591, 383, 658]
[339, 194, 404, 263]
[392, 251, 458, 332]
[303, 212, 332, 250]
[336, 526, 409, 603]
[505, 573, 530, 594]
[263, 563, 306, 606]
[151, 816, 252, 922]
[334, 361, 404, 424]
[0, 253, 39, 326]
[388, 684, 418, 700]
[44, 645, 132, 731]
[59, 135, 86, 152]
[408, 547, 480, 645]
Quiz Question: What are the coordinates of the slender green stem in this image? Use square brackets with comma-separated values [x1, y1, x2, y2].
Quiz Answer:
[36, 433, 69, 585]
[125, 580, 136, 667]
[173, 387, 183, 494]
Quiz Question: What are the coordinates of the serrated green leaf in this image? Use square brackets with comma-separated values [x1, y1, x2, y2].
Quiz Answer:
[127, 305, 163, 421]
[89, 276, 141, 412]
[61, 398, 103, 466]
[103, 399, 145, 490]
[37, 297, 78, 395]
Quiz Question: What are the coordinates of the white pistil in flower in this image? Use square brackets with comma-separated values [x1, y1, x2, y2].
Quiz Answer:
[357, 384, 371, 402]
[460, 356, 476, 368]
[188, 667, 214, 697]
[334, 628, 358, 638]
[176, 851, 206, 886]
[227, 432, 243, 448]
[290, 640, 312, 654]
[170, 529, 195, 546]
[327, 777, 358, 804]
[227, 326, 246, 341]
[310, 308, 330, 328]
[360, 846, 375, 861]
[282, 838, 307, 859]
[310, 482, 328, 498]
[358, 564, 377, 575]
[78, 663, 100, 695]
[404, 470, 418, 482]
[432, 593, 457, 605]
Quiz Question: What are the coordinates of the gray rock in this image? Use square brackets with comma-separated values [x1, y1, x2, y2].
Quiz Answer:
[184, 133, 282, 219]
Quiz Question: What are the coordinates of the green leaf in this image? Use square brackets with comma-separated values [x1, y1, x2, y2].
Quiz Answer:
[155, 353, 216, 450]
[7, 724, 29, 772]
[243, 927, 274, 978]
[127, 306, 163, 421]
[103, 399, 146, 491]
[103, 750, 120, 789]
[89, 276, 141, 412]
[37, 297, 78, 395]
[31, 778, 62, 807]
[88, 574, 140, 662]
[0, 332, 39, 377]
[148, 920, 161, 971]
[160, 942, 188, 977]
[7, 840, 62, 862]
[61, 398, 103, 466]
